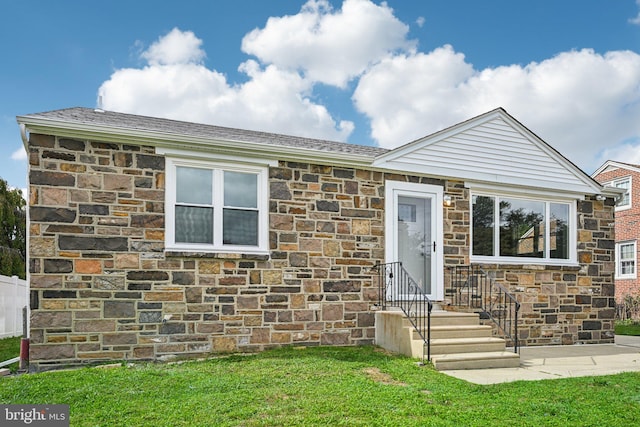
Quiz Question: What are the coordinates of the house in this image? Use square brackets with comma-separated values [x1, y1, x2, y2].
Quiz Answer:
[592, 161, 640, 302]
[17, 107, 618, 370]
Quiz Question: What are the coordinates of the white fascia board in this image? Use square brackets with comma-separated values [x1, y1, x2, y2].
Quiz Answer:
[591, 160, 616, 177]
[17, 117, 375, 169]
[379, 159, 600, 195]
[592, 160, 640, 177]
[464, 181, 587, 200]
[157, 147, 279, 167]
[601, 185, 627, 197]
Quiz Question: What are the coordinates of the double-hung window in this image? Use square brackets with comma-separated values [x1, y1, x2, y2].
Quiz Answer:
[471, 193, 576, 264]
[165, 157, 269, 254]
[616, 241, 637, 279]
[611, 177, 631, 210]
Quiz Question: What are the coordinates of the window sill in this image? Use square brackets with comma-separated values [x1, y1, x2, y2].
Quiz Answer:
[471, 257, 580, 270]
[615, 275, 637, 280]
[165, 250, 270, 261]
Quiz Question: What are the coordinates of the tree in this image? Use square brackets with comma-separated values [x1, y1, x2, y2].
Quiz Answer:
[0, 178, 26, 279]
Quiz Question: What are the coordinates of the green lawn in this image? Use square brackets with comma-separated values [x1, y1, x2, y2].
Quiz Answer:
[0, 336, 20, 373]
[616, 320, 640, 336]
[1, 346, 640, 426]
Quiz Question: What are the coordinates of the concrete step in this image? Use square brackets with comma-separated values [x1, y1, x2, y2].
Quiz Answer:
[376, 308, 517, 368]
[402, 311, 480, 328]
[414, 324, 493, 340]
[429, 337, 507, 354]
[431, 351, 520, 370]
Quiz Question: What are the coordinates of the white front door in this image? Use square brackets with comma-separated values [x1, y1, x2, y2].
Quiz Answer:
[385, 181, 444, 301]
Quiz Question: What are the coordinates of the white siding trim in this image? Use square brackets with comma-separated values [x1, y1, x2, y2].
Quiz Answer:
[374, 110, 602, 196]
[158, 147, 278, 167]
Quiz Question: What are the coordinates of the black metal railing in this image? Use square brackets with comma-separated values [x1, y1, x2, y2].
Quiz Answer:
[445, 265, 520, 353]
[373, 262, 433, 362]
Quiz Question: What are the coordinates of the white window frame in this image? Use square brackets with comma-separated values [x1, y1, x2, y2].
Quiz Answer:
[616, 241, 637, 279]
[165, 156, 270, 255]
[470, 191, 577, 265]
[610, 176, 631, 211]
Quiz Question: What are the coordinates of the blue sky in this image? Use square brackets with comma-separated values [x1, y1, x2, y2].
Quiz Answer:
[2, 0, 640, 193]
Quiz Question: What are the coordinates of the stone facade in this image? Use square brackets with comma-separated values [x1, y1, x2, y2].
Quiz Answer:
[27, 132, 428, 369]
[27, 131, 616, 370]
[593, 164, 640, 302]
[442, 189, 616, 345]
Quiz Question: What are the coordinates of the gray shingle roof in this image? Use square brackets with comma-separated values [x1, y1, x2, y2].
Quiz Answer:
[20, 107, 389, 158]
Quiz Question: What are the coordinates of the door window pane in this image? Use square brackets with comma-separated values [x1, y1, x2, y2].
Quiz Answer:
[177, 167, 212, 205]
[500, 198, 544, 258]
[397, 196, 430, 293]
[224, 171, 257, 208]
[223, 209, 258, 246]
[472, 195, 495, 256]
[175, 206, 213, 244]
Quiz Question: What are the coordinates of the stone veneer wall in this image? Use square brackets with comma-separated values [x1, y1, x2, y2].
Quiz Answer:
[443, 189, 616, 345]
[593, 167, 640, 302]
[27, 132, 616, 369]
[27, 132, 449, 370]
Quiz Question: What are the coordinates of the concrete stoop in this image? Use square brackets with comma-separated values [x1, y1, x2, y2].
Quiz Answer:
[430, 351, 520, 370]
[375, 309, 520, 370]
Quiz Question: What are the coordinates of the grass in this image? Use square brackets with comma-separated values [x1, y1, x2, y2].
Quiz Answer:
[0, 336, 20, 373]
[1, 346, 640, 426]
[615, 320, 640, 336]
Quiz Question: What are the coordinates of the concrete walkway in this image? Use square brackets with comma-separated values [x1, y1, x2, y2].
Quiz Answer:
[441, 335, 640, 384]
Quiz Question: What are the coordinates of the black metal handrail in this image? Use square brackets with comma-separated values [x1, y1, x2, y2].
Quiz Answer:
[445, 265, 520, 353]
[373, 262, 433, 362]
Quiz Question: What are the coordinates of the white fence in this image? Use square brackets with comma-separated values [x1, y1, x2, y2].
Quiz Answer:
[0, 275, 28, 339]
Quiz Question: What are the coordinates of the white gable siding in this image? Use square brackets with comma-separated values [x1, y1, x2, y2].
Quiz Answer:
[375, 116, 599, 194]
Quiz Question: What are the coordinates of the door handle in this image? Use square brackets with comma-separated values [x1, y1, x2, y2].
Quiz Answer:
[433, 241, 436, 252]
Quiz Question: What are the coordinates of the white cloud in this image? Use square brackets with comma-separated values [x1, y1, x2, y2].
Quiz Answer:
[596, 139, 640, 167]
[416, 16, 425, 27]
[241, 0, 414, 88]
[99, 29, 353, 141]
[354, 47, 640, 172]
[98, 1, 416, 142]
[353, 46, 475, 143]
[11, 147, 26, 161]
[97, 2, 640, 174]
[630, 0, 640, 25]
[141, 28, 206, 66]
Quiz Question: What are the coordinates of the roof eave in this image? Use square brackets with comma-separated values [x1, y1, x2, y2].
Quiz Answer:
[591, 160, 640, 177]
[17, 115, 376, 169]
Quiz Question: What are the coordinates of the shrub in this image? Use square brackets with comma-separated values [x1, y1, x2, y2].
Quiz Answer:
[617, 294, 640, 321]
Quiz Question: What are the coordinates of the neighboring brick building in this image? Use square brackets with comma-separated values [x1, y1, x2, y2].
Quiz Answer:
[18, 107, 618, 370]
[593, 161, 640, 301]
